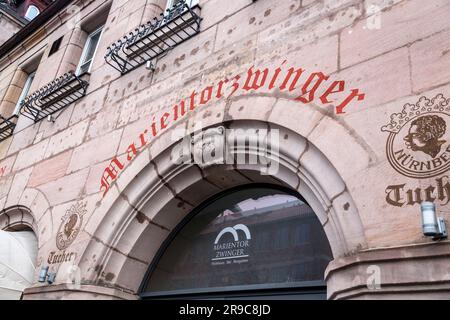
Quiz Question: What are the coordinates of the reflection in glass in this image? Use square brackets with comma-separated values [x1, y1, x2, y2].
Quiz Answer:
[76, 27, 103, 75]
[14, 72, 35, 115]
[25, 5, 40, 21]
[145, 187, 333, 294]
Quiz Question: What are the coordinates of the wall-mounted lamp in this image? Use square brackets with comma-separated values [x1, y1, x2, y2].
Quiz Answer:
[146, 60, 156, 72]
[38, 266, 49, 283]
[421, 202, 447, 241]
[38, 266, 57, 284]
[47, 272, 57, 285]
[47, 115, 55, 123]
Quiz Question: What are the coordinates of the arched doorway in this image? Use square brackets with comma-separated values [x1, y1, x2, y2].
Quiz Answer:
[79, 120, 367, 299]
[140, 185, 332, 299]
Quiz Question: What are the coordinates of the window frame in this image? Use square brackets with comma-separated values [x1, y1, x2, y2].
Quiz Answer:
[13, 72, 35, 116]
[139, 183, 331, 300]
[24, 5, 40, 21]
[141, 280, 328, 300]
[75, 26, 104, 76]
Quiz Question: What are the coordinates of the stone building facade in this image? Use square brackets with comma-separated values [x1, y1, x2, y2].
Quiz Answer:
[0, 0, 52, 46]
[0, 1, 26, 46]
[0, 0, 449, 300]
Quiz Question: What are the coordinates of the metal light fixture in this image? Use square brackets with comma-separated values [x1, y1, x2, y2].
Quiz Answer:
[47, 273, 57, 285]
[146, 60, 156, 72]
[38, 266, 49, 283]
[421, 202, 447, 240]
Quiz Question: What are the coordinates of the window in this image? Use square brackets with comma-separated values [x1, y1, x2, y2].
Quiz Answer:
[76, 26, 103, 76]
[49, 36, 63, 57]
[13, 72, 35, 115]
[166, 0, 199, 9]
[105, 0, 201, 74]
[142, 186, 332, 299]
[24, 5, 40, 21]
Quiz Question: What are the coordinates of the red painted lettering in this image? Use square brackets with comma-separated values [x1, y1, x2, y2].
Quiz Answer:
[243, 66, 269, 91]
[336, 89, 365, 114]
[320, 80, 345, 104]
[296, 72, 330, 104]
[100, 158, 125, 196]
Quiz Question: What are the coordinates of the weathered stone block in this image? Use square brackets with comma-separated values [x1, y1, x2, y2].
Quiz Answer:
[69, 86, 108, 126]
[44, 119, 90, 158]
[67, 129, 123, 173]
[215, 0, 301, 51]
[8, 124, 40, 156]
[37, 168, 89, 206]
[341, 0, 450, 68]
[13, 139, 49, 171]
[336, 47, 411, 112]
[410, 29, 450, 93]
[37, 105, 75, 141]
[201, 0, 252, 31]
[28, 150, 73, 188]
[5, 167, 33, 208]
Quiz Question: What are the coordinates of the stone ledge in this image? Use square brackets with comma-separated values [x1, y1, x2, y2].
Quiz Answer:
[332, 282, 450, 300]
[23, 284, 139, 300]
[326, 241, 450, 300]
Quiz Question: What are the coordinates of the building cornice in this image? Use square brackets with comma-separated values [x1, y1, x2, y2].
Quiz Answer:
[0, 3, 28, 26]
[0, 0, 72, 61]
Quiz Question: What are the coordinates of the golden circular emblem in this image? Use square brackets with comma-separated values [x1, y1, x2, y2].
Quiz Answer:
[382, 94, 450, 179]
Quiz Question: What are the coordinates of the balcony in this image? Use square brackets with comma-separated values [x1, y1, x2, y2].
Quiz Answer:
[105, 0, 202, 75]
[0, 115, 18, 142]
[19, 71, 89, 123]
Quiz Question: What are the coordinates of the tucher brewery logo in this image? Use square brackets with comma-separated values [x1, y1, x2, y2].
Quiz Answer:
[56, 201, 86, 250]
[382, 94, 450, 179]
[212, 224, 251, 266]
[382, 94, 450, 208]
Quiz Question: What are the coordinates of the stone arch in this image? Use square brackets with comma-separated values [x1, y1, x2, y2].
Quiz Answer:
[0, 206, 37, 234]
[79, 117, 369, 296]
[0, 188, 52, 250]
[0, 190, 48, 296]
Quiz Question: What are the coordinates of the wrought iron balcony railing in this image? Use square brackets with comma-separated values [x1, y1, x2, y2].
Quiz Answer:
[0, 115, 18, 142]
[19, 71, 89, 123]
[105, 0, 202, 75]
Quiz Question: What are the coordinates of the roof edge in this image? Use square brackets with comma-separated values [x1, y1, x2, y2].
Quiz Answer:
[0, 3, 28, 25]
[0, 0, 73, 60]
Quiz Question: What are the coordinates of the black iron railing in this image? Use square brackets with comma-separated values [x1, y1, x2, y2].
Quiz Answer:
[105, 0, 202, 75]
[0, 114, 18, 142]
[19, 71, 89, 123]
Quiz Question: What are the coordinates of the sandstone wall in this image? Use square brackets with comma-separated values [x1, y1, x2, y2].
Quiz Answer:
[0, 0, 448, 299]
